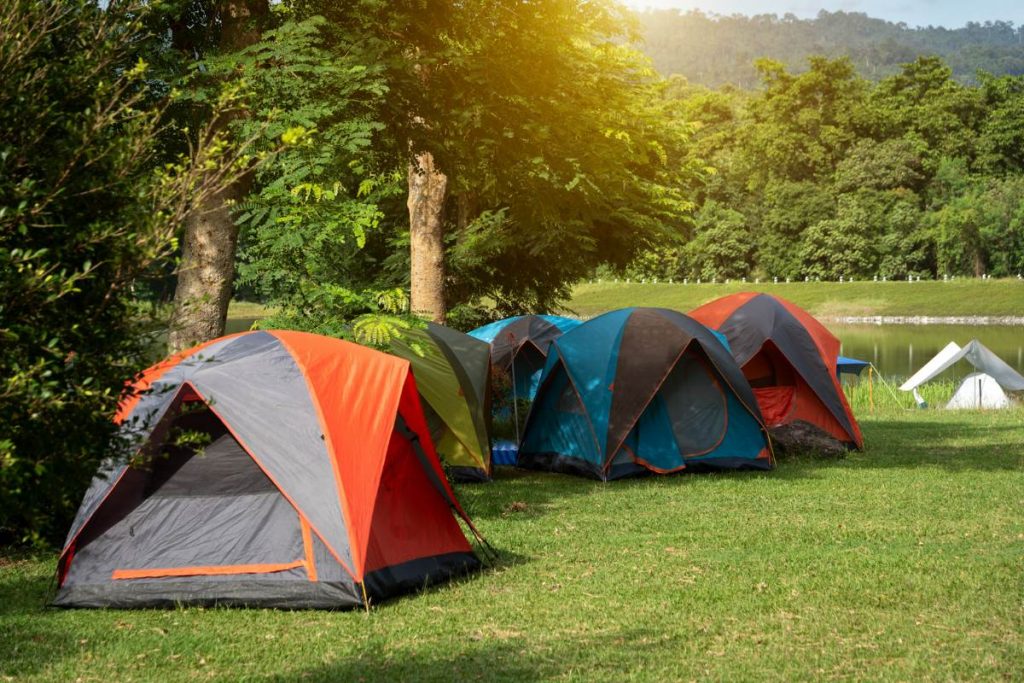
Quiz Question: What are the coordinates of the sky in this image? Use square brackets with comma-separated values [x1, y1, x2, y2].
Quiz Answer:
[621, 0, 1023, 29]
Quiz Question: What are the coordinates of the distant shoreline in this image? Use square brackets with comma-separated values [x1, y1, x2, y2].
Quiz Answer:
[830, 316, 1024, 326]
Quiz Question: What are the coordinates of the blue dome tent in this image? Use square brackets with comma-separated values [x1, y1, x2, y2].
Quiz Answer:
[469, 315, 582, 402]
[518, 308, 772, 480]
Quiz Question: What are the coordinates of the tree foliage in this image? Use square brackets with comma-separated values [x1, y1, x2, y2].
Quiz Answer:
[276, 0, 697, 319]
[628, 56, 1024, 282]
[0, 0, 256, 544]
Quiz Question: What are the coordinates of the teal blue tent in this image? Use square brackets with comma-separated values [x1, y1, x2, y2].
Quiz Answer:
[469, 315, 581, 401]
[518, 308, 772, 480]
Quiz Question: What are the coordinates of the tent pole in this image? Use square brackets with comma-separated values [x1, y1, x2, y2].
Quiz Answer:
[868, 365, 874, 414]
[509, 334, 521, 441]
[870, 363, 905, 407]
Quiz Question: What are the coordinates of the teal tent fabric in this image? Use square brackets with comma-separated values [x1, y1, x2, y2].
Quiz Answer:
[519, 308, 771, 481]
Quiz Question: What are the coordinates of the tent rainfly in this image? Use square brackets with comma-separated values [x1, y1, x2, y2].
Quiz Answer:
[899, 340, 1024, 409]
[518, 307, 772, 480]
[468, 315, 582, 402]
[389, 323, 493, 481]
[688, 292, 863, 449]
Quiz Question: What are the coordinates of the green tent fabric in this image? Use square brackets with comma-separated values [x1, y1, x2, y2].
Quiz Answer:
[390, 323, 492, 481]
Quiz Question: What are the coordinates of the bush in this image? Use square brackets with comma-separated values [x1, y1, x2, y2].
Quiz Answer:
[0, 1, 246, 546]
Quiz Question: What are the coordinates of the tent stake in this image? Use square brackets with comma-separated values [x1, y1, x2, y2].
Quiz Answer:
[360, 582, 370, 613]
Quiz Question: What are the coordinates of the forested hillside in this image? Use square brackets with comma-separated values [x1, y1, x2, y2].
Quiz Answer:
[626, 56, 1024, 283]
[639, 10, 1024, 87]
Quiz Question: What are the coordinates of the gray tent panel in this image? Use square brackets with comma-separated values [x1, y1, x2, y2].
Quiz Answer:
[64, 493, 304, 585]
[60, 334, 249, 551]
[187, 336, 355, 575]
[961, 340, 1024, 391]
[63, 331, 356, 578]
[55, 403, 365, 609]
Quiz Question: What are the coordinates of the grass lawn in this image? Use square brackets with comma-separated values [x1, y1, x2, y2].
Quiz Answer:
[227, 280, 1024, 325]
[2, 409, 1021, 681]
[564, 279, 1024, 319]
[226, 301, 276, 320]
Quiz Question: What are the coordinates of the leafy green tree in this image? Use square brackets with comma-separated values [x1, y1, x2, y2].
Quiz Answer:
[976, 73, 1024, 174]
[0, 0, 251, 544]
[682, 202, 752, 281]
[755, 181, 836, 279]
[870, 57, 983, 173]
[933, 175, 1024, 277]
[165, 0, 272, 353]
[296, 0, 697, 320]
[228, 16, 398, 337]
[740, 57, 870, 187]
[834, 138, 926, 193]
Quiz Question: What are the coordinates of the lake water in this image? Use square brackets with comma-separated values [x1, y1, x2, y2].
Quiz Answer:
[833, 324, 1023, 381]
[225, 318, 1023, 382]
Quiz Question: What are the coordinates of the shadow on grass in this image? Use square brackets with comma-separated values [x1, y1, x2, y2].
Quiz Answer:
[758, 416, 1022, 480]
[0, 546, 532, 679]
[455, 466, 608, 522]
[849, 417, 1020, 471]
[264, 628, 682, 682]
[460, 415, 1023, 506]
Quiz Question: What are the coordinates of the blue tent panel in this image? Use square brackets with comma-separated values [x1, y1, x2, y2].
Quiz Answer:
[837, 356, 870, 375]
[467, 316, 525, 344]
[520, 308, 771, 480]
[467, 315, 581, 344]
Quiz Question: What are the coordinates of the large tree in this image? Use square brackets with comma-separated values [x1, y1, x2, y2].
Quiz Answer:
[298, 0, 695, 321]
[0, 0, 251, 544]
[166, 0, 270, 352]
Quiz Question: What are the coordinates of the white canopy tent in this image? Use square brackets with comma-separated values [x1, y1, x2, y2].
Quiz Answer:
[900, 340, 1024, 409]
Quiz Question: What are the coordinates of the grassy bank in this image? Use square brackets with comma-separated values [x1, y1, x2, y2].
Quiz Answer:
[226, 281, 1024, 325]
[3, 409, 1021, 682]
[564, 279, 1024, 319]
[226, 301, 275, 320]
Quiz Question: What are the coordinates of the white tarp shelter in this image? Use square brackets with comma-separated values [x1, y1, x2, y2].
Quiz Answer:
[900, 340, 1024, 409]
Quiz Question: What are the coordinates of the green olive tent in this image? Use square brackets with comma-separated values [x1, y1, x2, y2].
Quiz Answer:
[390, 323, 493, 481]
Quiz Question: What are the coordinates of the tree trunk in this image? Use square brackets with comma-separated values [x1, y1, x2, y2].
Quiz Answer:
[408, 151, 448, 323]
[168, 185, 246, 352]
[167, 0, 266, 353]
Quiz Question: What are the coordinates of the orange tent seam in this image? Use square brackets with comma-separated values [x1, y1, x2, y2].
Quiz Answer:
[112, 560, 304, 580]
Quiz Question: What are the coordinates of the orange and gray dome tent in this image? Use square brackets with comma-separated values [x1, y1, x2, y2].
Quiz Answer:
[54, 330, 483, 609]
[689, 293, 863, 449]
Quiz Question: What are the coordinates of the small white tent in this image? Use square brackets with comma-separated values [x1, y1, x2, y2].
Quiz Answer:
[900, 340, 1024, 410]
[947, 372, 1011, 409]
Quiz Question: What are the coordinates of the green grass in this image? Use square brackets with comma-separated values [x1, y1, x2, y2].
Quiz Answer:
[226, 301, 275, 320]
[843, 378, 956, 414]
[2, 410, 1022, 681]
[564, 279, 1024, 319]
[227, 280, 1024, 325]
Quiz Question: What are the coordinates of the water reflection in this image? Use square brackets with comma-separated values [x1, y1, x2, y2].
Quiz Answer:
[834, 324, 1023, 381]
